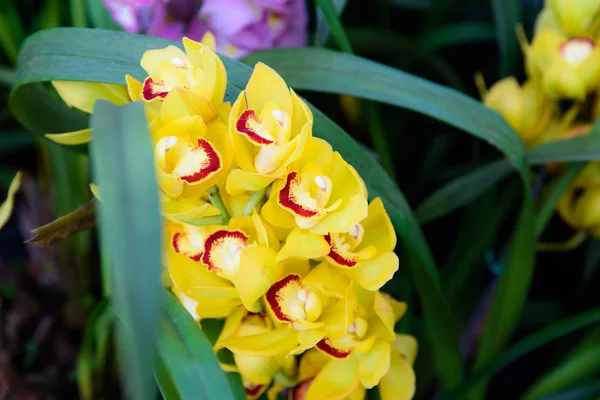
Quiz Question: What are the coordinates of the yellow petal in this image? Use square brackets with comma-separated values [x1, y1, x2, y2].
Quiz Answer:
[45, 128, 92, 146]
[356, 340, 391, 388]
[303, 262, 350, 298]
[298, 349, 329, 381]
[237, 246, 278, 312]
[225, 169, 276, 196]
[52, 81, 129, 113]
[90, 183, 101, 201]
[379, 352, 415, 400]
[393, 334, 418, 365]
[125, 74, 143, 101]
[306, 356, 360, 400]
[160, 88, 218, 126]
[0, 171, 22, 230]
[246, 62, 293, 116]
[221, 326, 299, 357]
[328, 152, 368, 203]
[357, 198, 396, 253]
[141, 45, 188, 79]
[201, 32, 216, 50]
[261, 191, 296, 230]
[346, 252, 399, 291]
[277, 228, 330, 262]
[311, 194, 369, 235]
[234, 353, 280, 386]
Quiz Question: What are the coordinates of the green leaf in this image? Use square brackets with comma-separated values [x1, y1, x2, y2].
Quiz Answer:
[71, 0, 88, 28]
[314, 0, 353, 52]
[24, 199, 95, 247]
[535, 163, 584, 237]
[85, 0, 122, 30]
[157, 291, 243, 400]
[522, 327, 600, 400]
[315, 0, 349, 46]
[0, 0, 25, 64]
[90, 100, 162, 400]
[389, 0, 432, 10]
[416, 160, 512, 224]
[491, 0, 522, 77]
[420, 22, 496, 51]
[417, 120, 600, 224]
[447, 307, 600, 400]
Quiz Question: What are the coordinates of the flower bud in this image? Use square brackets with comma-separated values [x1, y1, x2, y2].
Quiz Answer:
[483, 78, 554, 146]
[548, 0, 600, 37]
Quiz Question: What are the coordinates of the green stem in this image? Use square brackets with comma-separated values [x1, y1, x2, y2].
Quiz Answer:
[273, 371, 298, 388]
[173, 215, 225, 227]
[207, 186, 230, 224]
[242, 188, 267, 216]
[70, 0, 88, 28]
[537, 231, 587, 252]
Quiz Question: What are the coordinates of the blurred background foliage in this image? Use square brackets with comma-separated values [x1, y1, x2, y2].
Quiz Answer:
[1, 0, 600, 399]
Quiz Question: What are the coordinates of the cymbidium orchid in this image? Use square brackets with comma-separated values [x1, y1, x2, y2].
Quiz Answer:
[227, 62, 313, 195]
[558, 164, 600, 238]
[522, 28, 600, 99]
[51, 34, 414, 399]
[547, 0, 600, 37]
[479, 77, 555, 147]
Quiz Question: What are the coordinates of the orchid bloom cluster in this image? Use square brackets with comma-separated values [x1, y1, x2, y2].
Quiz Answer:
[103, 0, 307, 58]
[50, 34, 416, 399]
[480, 0, 600, 239]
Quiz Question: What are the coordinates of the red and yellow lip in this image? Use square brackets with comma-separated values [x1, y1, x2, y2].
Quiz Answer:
[172, 229, 205, 262]
[277, 164, 342, 230]
[235, 109, 279, 146]
[200, 230, 249, 279]
[265, 274, 324, 326]
[316, 317, 373, 359]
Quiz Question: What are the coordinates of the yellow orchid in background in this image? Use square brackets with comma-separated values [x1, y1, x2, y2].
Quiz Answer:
[558, 164, 600, 238]
[277, 198, 399, 291]
[153, 115, 232, 199]
[227, 62, 313, 195]
[547, 0, 600, 37]
[214, 307, 297, 399]
[262, 137, 368, 235]
[478, 76, 555, 147]
[522, 28, 600, 100]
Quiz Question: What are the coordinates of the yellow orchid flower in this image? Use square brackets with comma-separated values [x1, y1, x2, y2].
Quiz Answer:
[261, 137, 368, 235]
[153, 115, 233, 199]
[276, 198, 399, 291]
[558, 166, 600, 238]
[137, 34, 226, 111]
[298, 290, 412, 400]
[168, 211, 281, 312]
[479, 76, 555, 147]
[215, 307, 297, 399]
[522, 28, 600, 99]
[226, 62, 314, 195]
[548, 0, 600, 37]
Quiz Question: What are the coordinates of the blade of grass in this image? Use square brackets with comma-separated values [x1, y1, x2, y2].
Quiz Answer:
[315, 0, 349, 46]
[491, 0, 522, 77]
[0, 0, 25, 64]
[535, 163, 584, 238]
[71, 0, 88, 27]
[446, 308, 600, 399]
[314, 0, 353, 52]
[90, 101, 161, 400]
[522, 327, 600, 400]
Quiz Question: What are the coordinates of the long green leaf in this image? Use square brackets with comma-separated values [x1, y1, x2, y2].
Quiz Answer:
[491, 0, 521, 77]
[90, 100, 162, 400]
[417, 121, 600, 223]
[314, 0, 353, 52]
[315, 0, 349, 46]
[446, 308, 600, 399]
[420, 22, 496, 51]
[157, 291, 243, 400]
[522, 327, 600, 400]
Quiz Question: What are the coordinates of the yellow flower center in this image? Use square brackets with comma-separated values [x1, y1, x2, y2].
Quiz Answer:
[561, 38, 595, 66]
[347, 317, 368, 339]
[289, 288, 322, 323]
